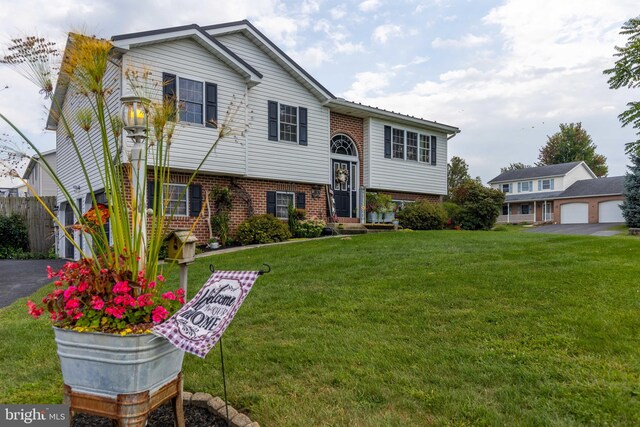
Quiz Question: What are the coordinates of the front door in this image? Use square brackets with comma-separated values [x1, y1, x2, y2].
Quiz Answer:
[332, 159, 352, 217]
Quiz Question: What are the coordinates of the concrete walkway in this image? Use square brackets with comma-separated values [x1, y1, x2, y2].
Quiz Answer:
[524, 223, 624, 236]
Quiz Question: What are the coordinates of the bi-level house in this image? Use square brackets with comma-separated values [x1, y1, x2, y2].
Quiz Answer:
[489, 161, 625, 224]
[46, 20, 459, 258]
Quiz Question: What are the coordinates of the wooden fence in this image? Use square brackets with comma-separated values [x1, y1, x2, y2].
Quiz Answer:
[0, 196, 57, 254]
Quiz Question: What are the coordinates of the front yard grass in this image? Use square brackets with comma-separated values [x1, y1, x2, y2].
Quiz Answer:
[1, 231, 639, 425]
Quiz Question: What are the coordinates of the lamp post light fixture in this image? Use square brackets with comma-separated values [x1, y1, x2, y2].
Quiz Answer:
[121, 96, 150, 265]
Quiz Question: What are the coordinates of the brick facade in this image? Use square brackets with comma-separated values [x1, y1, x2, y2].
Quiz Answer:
[145, 171, 327, 243]
[330, 112, 364, 182]
[554, 195, 624, 224]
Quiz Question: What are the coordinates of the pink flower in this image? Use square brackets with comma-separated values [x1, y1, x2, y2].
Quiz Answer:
[27, 301, 44, 319]
[112, 281, 131, 294]
[65, 298, 81, 310]
[54, 280, 63, 287]
[63, 286, 77, 301]
[162, 291, 176, 301]
[46, 265, 58, 279]
[157, 274, 165, 282]
[77, 281, 89, 292]
[72, 311, 83, 320]
[151, 306, 169, 323]
[53, 289, 64, 298]
[105, 305, 125, 319]
[91, 296, 105, 310]
[147, 281, 156, 289]
[136, 293, 153, 307]
[114, 294, 136, 307]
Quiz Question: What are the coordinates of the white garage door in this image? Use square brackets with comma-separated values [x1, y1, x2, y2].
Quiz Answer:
[598, 200, 624, 223]
[561, 203, 589, 224]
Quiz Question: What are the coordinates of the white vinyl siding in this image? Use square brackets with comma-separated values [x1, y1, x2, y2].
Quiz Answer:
[122, 39, 248, 176]
[367, 118, 447, 195]
[216, 33, 329, 184]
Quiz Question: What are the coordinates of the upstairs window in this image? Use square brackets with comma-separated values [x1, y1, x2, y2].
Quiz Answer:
[279, 104, 298, 142]
[517, 181, 533, 192]
[501, 183, 511, 193]
[539, 178, 555, 190]
[267, 101, 308, 145]
[392, 128, 405, 159]
[419, 134, 430, 163]
[406, 131, 418, 161]
[162, 73, 217, 127]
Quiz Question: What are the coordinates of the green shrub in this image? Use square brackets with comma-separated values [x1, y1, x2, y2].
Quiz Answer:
[295, 218, 326, 238]
[236, 214, 291, 245]
[211, 212, 230, 246]
[0, 214, 29, 258]
[450, 180, 505, 230]
[443, 202, 463, 228]
[397, 201, 447, 230]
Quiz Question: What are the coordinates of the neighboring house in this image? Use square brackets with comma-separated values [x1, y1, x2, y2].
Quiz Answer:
[22, 150, 58, 197]
[488, 161, 625, 224]
[46, 20, 460, 258]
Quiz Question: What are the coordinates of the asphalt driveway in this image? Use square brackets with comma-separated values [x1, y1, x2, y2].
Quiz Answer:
[524, 223, 624, 236]
[0, 259, 67, 308]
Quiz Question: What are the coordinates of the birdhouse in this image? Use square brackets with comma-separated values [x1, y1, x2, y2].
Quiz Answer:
[166, 230, 197, 262]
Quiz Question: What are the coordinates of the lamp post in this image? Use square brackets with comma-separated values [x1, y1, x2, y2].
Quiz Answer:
[121, 96, 149, 265]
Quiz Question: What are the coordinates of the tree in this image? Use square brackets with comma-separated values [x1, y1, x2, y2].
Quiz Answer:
[449, 180, 505, 230]
[604, 16, 640, 154]
[537, 123, 608, 177]
[622, 153, 640, 228]
[448, 156, 471, 195]
[500, 162, 532, 173]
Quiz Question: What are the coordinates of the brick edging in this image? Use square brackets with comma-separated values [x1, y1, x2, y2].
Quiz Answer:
[185, 391, 260, 427]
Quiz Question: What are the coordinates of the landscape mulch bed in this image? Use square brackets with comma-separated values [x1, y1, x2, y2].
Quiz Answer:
[71, 403, 231, 427]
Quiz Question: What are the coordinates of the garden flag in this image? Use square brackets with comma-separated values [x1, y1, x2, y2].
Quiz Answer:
[153, 270, 260, 358]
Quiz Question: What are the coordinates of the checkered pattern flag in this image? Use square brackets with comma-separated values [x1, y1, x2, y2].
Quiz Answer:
[153, 270, 260, 358]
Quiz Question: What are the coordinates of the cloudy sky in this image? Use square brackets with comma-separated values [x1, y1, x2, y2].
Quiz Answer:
[0, 0, 638, 187]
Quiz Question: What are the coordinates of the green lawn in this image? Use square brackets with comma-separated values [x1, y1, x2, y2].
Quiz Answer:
[1, 231, 639, 426]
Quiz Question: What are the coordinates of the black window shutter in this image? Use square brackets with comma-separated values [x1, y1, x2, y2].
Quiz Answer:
[162, 73, 177, 121]
[298, 107, 308, 146]
[205, 82, 217, 128]
[266, 191, 276, 215]
[268, 101, 278, 141]
[189, 184, 202, 217]
[430, 136, 437, 165]
[384, 125, 391, 158]
[147, 181, 155, 211]
[296, 192, 306, 209]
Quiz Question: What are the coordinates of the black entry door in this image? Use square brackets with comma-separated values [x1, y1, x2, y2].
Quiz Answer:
[332, 159, 351, 217]
[64, 203, 75, 258]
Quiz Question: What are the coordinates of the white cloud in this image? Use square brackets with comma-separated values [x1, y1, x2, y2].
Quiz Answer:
[392, 56, 429, 70]
[330, 5, 347, 19]
[335, 42, 365, 54]
[359, 0, 382, 12]
[254, 15, 304, 49]
[372, 24, 402, 44]
[343, 71, 393, 100]
[293, 45, 332, 68]
[431, 33, 490, 49]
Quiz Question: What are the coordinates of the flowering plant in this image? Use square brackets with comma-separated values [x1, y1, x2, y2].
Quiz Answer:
[0, 32, 248, 333]
[27, 254, 184, 334]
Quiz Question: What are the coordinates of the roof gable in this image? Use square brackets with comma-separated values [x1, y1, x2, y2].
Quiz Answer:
[488, 161, 596, 183]
[111, 24, 262, 86]
[203, 20, 334, 102]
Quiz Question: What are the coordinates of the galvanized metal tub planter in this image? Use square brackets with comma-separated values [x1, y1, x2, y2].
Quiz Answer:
[53, 327, 184, 397]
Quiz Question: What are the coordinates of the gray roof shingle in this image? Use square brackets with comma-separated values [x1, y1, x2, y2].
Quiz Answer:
[488, 161, 584, 183]
[505, 191, 564, 202]
[557, 176, 625, 198]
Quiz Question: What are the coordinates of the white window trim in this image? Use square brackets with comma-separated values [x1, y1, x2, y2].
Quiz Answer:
[163, 183, 189, 217]
[177, 76, 205, 126]
[275, 191, 295, 220]
[277, 102, 298, 143]
[389, 126, 434, 164]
